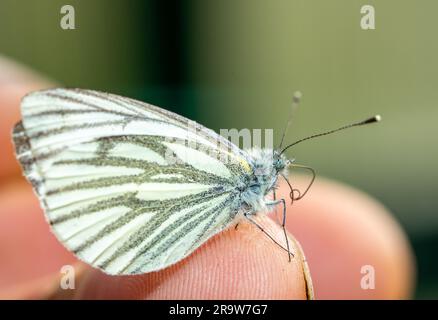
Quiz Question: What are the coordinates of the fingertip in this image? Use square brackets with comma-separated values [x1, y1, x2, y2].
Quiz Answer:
[0, 180, 76, 288]
[0, 55, 54, 86]
[67, 216, 311, 300]
[276, 176, 415, 299]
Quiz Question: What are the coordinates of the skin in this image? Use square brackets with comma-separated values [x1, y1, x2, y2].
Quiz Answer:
[0, 56, 415, 299]
[274, 177, 416, 299]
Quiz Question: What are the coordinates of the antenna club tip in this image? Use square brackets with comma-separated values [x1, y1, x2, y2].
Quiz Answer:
[362, 115, 382, 125]
[292, 91, 302, 103]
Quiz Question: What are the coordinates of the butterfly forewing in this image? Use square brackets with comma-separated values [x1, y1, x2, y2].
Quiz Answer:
[13, 88, 250, 274]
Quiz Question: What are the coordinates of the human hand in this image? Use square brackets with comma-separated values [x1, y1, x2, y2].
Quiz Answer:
[0, 56, 415, 299]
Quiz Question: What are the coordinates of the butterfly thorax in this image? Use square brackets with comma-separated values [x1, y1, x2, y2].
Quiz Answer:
[240, 149, 288, 213]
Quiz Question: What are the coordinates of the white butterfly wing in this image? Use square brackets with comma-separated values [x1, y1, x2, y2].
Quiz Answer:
[13, 88, 250, 274]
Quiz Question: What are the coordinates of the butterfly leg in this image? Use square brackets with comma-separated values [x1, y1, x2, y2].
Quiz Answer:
[272, 188, 282, 226]
[279, 198, 293, 261]
[265, 199, 293, 261]
[243, 210, 293, 258]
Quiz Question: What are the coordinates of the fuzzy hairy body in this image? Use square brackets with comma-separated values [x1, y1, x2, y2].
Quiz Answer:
[239, 148, 288, 214]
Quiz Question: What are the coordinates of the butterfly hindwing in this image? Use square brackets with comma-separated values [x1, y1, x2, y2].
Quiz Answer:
[13, 88, 250, 274]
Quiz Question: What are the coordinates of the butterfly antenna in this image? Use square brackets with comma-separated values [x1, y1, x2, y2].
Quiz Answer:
[277, 91, 303, 150]
[280, 115, 381, 155]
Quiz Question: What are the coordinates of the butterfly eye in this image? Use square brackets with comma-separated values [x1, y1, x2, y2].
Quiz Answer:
[273, 158, 286, 171]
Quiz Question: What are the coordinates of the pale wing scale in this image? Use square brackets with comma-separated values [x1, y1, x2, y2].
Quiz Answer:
[13, 88, 250, 274]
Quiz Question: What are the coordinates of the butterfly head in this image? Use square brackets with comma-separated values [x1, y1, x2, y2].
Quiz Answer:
[272, 150, 293, 174]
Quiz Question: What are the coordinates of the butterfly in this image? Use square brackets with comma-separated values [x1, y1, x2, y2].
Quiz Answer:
[12, 88, 380, 275]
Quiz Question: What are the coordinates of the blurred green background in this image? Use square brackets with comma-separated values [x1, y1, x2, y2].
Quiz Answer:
[0, 0, 436, 298]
